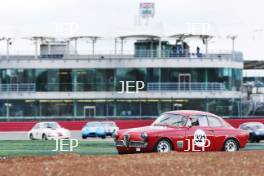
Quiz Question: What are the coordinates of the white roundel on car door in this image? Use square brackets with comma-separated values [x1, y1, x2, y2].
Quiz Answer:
[194, 129, 207, 147]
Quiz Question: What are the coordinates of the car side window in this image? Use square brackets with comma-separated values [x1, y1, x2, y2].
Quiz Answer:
[190, 115, 209, 127]
[207, 116, 223, 127]
[33, 124, 40, 129]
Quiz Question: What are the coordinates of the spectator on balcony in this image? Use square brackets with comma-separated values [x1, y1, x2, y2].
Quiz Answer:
[196, 46, 201, 57]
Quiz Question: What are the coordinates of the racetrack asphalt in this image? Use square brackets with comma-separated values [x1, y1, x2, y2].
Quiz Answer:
[0, 131, 113, 141]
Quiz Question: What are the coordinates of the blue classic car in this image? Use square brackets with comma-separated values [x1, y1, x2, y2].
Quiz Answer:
[82, 121, 106, 139]
[239, 122, 264, 143]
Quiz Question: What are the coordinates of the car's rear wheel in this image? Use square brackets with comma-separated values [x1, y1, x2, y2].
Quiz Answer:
[29, 133, 34, 140]
[155, 139, 172, 153]
[42, 134, 48, 140]
[101, 135, 106, 139]
[224, 139, 239, 152]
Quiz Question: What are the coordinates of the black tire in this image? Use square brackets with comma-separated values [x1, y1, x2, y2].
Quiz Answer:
[101, 136, 106, 139]
[256, 139, 260, 143]
[82, 135, 87, 139]
[155, 139, 172, 153]
[42, 134, 48, 140]
[29, 133, 34, 140]
[223, 139, 239, 152]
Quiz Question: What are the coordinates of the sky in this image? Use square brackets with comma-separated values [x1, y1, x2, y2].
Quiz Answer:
[0, 0, 263, 59]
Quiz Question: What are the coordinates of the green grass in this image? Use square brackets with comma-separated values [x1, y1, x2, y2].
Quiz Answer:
[0, 140, 263, 157]
[0, 140, 117, 157]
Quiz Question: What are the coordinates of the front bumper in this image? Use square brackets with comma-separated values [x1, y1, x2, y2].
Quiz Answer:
[82, 132, 105, 138]
[47, 135, 70, 140]
[115, 139, 148, 148]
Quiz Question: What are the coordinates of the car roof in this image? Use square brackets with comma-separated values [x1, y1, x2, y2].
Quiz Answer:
[101, 121, 115, 124]
[165, 110, 217, 117]
[86, 121, 101, 124]
[36, 121, 58, 124]
[241, 122, 263, 126]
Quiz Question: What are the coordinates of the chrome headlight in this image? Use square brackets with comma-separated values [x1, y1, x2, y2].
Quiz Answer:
[141, 132, 148, 141]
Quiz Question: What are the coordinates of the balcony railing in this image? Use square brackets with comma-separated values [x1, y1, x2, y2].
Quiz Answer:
[0, 83, 36, 92]
[0, 83, 227, 92]
[147, 82, 226, 91]
[0, 49, 243, 61]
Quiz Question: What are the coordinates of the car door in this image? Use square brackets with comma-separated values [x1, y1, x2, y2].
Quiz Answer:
[207, 115, 228, 151]
[32, 124, 40, 139]
[184, 115, 215, 151]
[35, 124, 42, 139]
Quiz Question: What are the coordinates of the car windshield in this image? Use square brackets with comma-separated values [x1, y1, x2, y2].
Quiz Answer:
[86, 122, 101, 127]
[45, 122, 60, 129]
[249, 124, 264, 129]
[152, 113, 187, 127]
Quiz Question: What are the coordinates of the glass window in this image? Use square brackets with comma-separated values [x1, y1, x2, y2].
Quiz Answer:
[45, 122, 60, 129]
[116, 68, 147, 91]
[33, 124, 40, 129]
[207, 116, 223, 127]
[152, 113, 187, 127]
[59, 69, 72, 91]
[116, 101, 140, 116]
[190, 115, 209, 126]
[47, 70, 60, 91]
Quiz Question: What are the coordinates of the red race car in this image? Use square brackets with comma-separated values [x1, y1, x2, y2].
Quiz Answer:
[114, 110, 249, 154]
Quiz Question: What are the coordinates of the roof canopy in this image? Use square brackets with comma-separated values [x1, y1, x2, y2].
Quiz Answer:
[69, 35, 101, 40]
[117, 34, 160, 40]
[169, 34, 213, 40]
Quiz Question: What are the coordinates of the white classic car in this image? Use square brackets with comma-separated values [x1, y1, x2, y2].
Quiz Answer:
[28, 122, 71, 140]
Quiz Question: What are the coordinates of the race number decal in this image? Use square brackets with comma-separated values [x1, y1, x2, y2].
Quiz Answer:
[194, 129, 207, 147]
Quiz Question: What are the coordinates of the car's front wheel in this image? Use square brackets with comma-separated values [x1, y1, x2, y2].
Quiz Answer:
[42, 134, 48, 140]
[155, 139, 172, 153]
[29, 133, 34, 140]
[224, 139, 239, 152]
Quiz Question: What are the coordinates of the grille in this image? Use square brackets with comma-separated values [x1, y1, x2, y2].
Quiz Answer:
[115, 140, 147, 148]
[115, 140, 124, 146]
[129, 141, 147, 148]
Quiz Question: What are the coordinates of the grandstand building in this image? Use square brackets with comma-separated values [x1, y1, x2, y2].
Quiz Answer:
[0, 34, 244, 120]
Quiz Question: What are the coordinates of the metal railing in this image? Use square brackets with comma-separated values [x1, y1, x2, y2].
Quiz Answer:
[147, 82, 226, 91]
[0, 83, 36, 92]
[0, 49, 243, 61]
